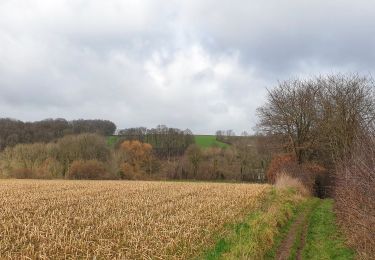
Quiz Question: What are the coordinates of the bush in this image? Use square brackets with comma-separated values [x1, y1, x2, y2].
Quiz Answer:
[267, 153, 327, 195]
[117, 140, 155, 178]
[266, 154, 297, 183]
[10, 168, 34, 179]
[66, 160, 115, 180]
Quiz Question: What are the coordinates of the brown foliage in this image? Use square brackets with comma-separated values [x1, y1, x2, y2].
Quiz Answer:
[120, 141, 152, 163]
[266, 154, 297, 183]
[10, 168, 34, 179]
[118, 140, 154, 178]
[267, 153, 327, 194]
[67, 160, 114, 180]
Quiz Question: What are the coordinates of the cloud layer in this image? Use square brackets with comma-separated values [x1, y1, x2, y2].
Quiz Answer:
[1, 0, 374, 134]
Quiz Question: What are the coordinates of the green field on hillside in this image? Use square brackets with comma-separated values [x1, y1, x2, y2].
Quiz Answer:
[108, 135, 229, 149]
[107, 136, 119, 147]
[194, 135, 229, 148]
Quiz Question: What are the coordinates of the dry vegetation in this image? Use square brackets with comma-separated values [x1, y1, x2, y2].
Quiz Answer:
[335, 135, 375, 258]
[0, 180, 268, 259]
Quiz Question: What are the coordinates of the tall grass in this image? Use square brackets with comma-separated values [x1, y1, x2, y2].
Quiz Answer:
[275, 173, 311, 197]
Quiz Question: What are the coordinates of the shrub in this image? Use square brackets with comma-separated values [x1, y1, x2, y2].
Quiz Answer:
[267, 153, 327, 195]
[67, 160, 114, 180]
[118, 140, 154, 177]
[266, 154, 296, 183]
[10, 168, 34, 179]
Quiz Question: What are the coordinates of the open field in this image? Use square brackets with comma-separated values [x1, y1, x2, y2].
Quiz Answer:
[194, 135, 229, 148]
[0, 180, 268, 259]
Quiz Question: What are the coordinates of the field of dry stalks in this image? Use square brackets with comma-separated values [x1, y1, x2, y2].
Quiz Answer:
[0, 180, 268, 259]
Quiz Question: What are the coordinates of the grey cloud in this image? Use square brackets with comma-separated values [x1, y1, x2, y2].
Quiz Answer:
[0, 0, 374, 134]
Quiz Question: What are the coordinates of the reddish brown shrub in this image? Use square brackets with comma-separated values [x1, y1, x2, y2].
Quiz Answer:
[266, 153, 296, 183]
[267, 154, 327, 195]
[10, 168, 34, 179]
[67, 160, 114, 180]
[119, 140, 154, 176]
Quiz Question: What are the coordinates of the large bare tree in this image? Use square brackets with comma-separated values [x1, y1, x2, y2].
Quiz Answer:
[257, 79, 321, 163]
[257, 74, 375, 165]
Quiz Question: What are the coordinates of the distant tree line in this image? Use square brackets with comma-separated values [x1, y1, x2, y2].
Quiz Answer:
[0, 118, 116, 150]
[116, 125, 195, 157]
[215, 130, 236, 144]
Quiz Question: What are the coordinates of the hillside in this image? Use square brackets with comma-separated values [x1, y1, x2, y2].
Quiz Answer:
[194, 135, 229, 148]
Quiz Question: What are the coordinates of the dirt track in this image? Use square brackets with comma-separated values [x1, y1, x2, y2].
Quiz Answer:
[276, 200, 318, 260]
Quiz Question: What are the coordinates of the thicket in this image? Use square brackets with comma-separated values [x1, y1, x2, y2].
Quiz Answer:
[0, 134, 113, 179]
[0, 118, 116, 150]
[164, 142, 266, 182]
[335, 135, 375, 258]
[0, 134, 163, 180]
[67, 160, 113, 180]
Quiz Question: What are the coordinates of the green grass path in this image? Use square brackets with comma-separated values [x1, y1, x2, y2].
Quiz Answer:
[302, 199, 354, 259]
[201, 189, 354, 259]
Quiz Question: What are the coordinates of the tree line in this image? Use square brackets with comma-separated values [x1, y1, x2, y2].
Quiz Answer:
[0, 118, 116, 150]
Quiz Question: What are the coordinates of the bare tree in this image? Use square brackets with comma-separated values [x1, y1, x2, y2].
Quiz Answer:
[186, 144, 202, 178]
[257, 79, 321, 163]
[317, 74, 375, 162]
[257, 74, 375, 165]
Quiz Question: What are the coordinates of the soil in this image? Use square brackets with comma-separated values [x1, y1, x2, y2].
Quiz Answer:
[296, 216, 309, 260]
[275, 200, 317, 260]
[275, 210, 306, 260]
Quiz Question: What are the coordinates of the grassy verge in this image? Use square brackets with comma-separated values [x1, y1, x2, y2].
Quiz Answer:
[194, 135, 229, 148]
[302, 199, 355, 260]
[201, 188, 306, 259]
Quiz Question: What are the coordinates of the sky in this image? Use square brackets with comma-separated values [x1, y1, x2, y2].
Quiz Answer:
[1, 0, 374, 134]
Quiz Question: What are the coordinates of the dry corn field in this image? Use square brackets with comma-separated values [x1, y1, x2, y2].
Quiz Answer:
[0, 180, 269, 259]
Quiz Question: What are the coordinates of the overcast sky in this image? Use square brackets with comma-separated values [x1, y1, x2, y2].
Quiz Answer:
[1, 0, 374, 134]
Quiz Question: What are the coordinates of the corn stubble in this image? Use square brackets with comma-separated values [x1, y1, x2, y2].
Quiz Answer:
[0, 180, 268, 259]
